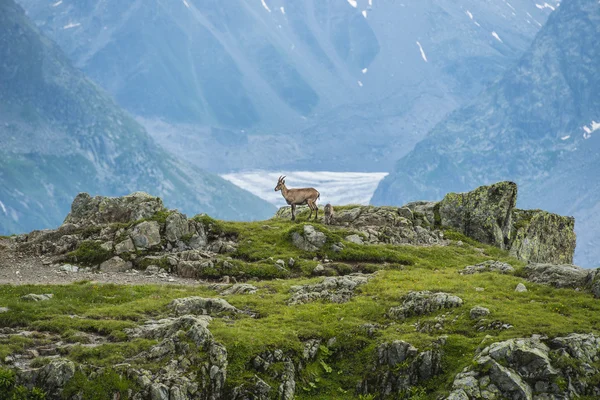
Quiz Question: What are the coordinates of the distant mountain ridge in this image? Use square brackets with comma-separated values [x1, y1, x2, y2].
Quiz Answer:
[18, 0, 554, 172]
[372, 0, 600, 267]
[0, 0, 275, 235]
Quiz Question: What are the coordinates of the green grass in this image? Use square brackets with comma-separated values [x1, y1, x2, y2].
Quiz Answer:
[0, 217, 598, 398]
[65, 241, 113, 266]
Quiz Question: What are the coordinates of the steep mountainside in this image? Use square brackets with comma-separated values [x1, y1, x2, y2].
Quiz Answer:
[1, 183, 599, 399]
[373, 0, 600, 267]
[0, 0, 275, 235]
[18, 0, 554, 171]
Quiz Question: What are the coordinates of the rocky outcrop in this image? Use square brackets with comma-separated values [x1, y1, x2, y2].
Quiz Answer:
[16, 359, 75, 398]
[388, 291, 463, 320]
[288, 274, 373, 305]
[446, 334, 600, 399]
[459, 261, 515, 275]
[523, 263, 589, 289]
[438, 181, 517, 249]
[64, 192, 165, 226]
[290, 225, 327, 251]
[510, 209, 576, 264]
[168, 297, 245, 316]
[360, 338, 446, 397]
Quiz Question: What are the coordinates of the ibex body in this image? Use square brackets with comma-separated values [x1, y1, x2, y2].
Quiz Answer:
[275, 176, 320, 221]
[324, 204, 334, 225]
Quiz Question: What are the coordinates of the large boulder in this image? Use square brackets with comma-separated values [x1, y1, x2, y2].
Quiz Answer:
[288, 274, 372, 305]
[438, 181, 517, 249]
[291, 225, 327, 251]
[131, 221, 161, 250]
[523, 263, 589, 289]
[63, 192, 164, 226]
[509, 209, 576, 264]
[165, 212, 190, 243]
[167, 297, 243, 316]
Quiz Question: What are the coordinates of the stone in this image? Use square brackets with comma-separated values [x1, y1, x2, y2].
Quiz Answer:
[59, 264, 78, 273]
[127, 315, 213, 346]
[438, 181, 517, 248]
[63, 192, 164, 225]
[99, 256, 132, 273]
[115, 237, 135, 254]
[291, 225, 327, 251]
[510, 209, 576, 264]
[515, 283, 527, 292]
[221, 284, 258, 295]
[470, 306, 490, 319]
[21, 293, 53, 301]
[145, 265, 161, 275]
[388, 291, 463, 320]
[459, 260, 515, 275]
[523, 263, 588, 288]
[165, 211, 190, 243]
[168, 297, 242, 316]
[345, 234, 364, 245]
[100, 241, 113, 252]
[313, 264, 325, 274]
[276, 259, 286, 268]
[0, 307, 9, 313]
[288, 274, 373, 305]
[131, 221, 161, 250]
[288, 258, 296, 267]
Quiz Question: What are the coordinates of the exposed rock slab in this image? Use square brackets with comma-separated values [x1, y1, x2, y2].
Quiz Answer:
[291, 225, 326, 251]
[459, 260, 515, 275]
[523, 263, 588, 288]
[288, 274, 372, 305]
[168, 297, 243, 316]
[388, 291, 463, 320]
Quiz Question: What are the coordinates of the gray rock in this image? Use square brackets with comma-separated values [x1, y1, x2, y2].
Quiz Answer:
[470, 306, 490, 320]
[288, 258, 296, 267]
[165, 211, 190, 243]
[288, 274, 372, 305]
[303, 339, 322, 360]
[127, 315, 213, 346]
[149, 383, 170, 400]
[100, 241, 113, 252]
[99, 256, 132, 273]
[221, 284, 258, 295]
[515, 283, 528, 292]
[21, 293, 53, 301]
[291, 225, 327, 251]
[276, 259, 286, 268]
[145, 265, 161, 275]
[168, 297, 242, 316]
[115, 237, 135, 254]
[345, 234, 364, 245]
[388, 291, 463, 320]
[0, 307, 9, 313]
[131, 221, 161, 250]
[64, 192, 164, 226]
[524, 263, 588, 288]
[313, 264, 325, 274]
[459, 260, 515, 275]
[59, 264, 78, 273]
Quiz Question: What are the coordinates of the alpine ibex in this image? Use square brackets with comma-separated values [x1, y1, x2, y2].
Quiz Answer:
[274, 176, 320, 221]
[324, 203, 334, 225]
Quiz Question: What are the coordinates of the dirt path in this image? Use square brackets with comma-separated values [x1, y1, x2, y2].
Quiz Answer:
[0, 238, 204, 286]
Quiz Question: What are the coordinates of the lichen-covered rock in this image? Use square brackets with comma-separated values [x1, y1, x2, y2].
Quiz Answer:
[288, 274, 372, 305]
[17, 359, 75, 398]
[63, 192, 164, 225]
[509, 209, 576, 264]
[131, 221, 161, 250]
[360, 338, 445, 397]
[99, 256, 132, 272]
[220, 284, 258, 296]
[470, 306, 490, 320]
[438, 181, 517, 249]
[127, 315, 214, 346]
[445, 334, 600, 400]
[291, 225, 326, 251]
[459, 260, 515, 275]
[231, 376, 272, 400]
[21, 293, 53, 301]
[515, 283, 528, 292]
[115, 237, 135, 254]
[165, 212, 190, 243]
[168, 297, 242, 316]
[388, 291, 463, 320]
[524, 263, 589, 289]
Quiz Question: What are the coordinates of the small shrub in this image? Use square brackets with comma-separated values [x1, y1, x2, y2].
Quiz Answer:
[66, 241, 112, 266]
[63, 369, 137, 400]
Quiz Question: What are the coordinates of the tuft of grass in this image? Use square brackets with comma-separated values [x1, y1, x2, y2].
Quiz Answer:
[63, 369, 137, 400]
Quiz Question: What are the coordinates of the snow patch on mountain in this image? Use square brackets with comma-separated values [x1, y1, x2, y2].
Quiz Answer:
[63, 22, 81, 30]
[0, 200, 6, 215]
[52, 1, 62, 6]
[261, 0, 271, 13]
[583, 121, 600, 139]
[536, 3, 556, 10]
[492, 31, 503, 42]
[416, 41, 428, 62]
[347, 0, 357, 8]
[182, 0, 190, 9]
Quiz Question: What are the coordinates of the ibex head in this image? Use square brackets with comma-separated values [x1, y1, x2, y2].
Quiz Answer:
[274, 175, 286, 192]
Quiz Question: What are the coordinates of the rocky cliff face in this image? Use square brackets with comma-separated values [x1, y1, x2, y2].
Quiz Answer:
[0, 0, 275, 236]
[372, 0, 600, 267]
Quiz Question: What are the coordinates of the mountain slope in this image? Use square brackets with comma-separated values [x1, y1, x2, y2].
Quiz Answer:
[18, 0, 554, 171]
[372, 0, 600, 267]
[0, 0, 275, 235]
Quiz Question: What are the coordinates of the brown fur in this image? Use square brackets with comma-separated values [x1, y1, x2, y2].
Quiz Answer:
[274, 176, 320, 221]
[323, 204, 334, 225]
